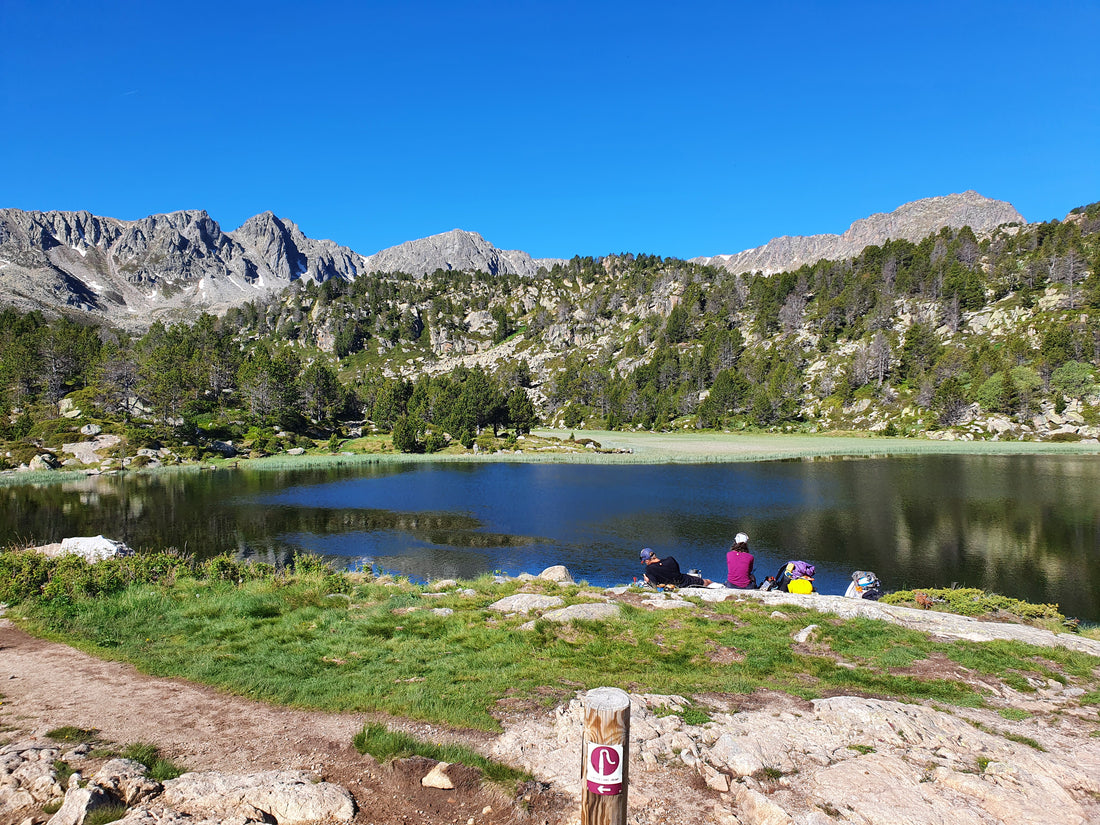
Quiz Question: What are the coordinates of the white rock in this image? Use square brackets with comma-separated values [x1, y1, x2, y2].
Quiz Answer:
[538, 565, 574, 584]
[793, 624, 820, 644]
[733, 785, 793, 825]
[421, 762, 455, 790]
[57, 535, 133, 562]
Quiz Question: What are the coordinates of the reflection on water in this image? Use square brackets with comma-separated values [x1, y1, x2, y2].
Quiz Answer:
[2, 455, 1098, 622]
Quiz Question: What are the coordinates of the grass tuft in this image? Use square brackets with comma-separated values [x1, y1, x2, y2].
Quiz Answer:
[46, 726, 99, 743]
[353, 722, 529, 786]
[120, 742, 186, 780]
[84, 803, 128, 825]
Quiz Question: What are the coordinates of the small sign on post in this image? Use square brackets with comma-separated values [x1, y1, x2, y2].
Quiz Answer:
[580, 687, 630, 825]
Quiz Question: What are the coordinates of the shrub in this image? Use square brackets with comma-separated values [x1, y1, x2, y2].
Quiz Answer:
[200, 554, 246, 582]
[882, 588, 1063, 622]
[292, 552, 333, 578]
[0, 548, 53, 603]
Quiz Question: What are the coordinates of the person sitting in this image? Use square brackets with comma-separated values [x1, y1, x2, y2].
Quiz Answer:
[639, 548, 712, 588]
[725, 532, 757, 589]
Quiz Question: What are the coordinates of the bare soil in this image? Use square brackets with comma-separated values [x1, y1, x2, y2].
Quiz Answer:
[0, 618, 570, 825]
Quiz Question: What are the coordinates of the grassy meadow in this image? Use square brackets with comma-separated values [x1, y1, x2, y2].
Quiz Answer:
[4, 549, 1098, 733]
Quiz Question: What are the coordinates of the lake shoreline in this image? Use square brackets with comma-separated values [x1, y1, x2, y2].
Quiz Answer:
[5, 428, 1100, 488]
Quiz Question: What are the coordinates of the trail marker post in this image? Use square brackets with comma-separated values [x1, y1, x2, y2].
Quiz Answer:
[580, 687, 630, 825]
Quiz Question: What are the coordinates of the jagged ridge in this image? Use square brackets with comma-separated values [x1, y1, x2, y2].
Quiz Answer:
[694, 191, 1025, 275]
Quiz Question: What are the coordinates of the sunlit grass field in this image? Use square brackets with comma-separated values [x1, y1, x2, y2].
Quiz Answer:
[14, 569, 1099, 732]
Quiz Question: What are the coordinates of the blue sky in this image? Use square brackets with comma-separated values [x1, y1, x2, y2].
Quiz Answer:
[3, 1, 1098, 260]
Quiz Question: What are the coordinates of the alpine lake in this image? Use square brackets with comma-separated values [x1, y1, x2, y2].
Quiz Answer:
[3, 450, 1099, 624]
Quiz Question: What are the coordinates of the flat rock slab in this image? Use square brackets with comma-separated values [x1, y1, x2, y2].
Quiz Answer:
[487, 594, 564, 614]
[518, 602, 621, 629]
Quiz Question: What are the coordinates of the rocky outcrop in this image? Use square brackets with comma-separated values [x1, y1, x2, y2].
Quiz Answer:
[0, 741, 355, 825]
[493, 689, 1100, 825]
[360, 228, 564, 278]
[695, 192, 1024, 276]
[163, 770, 355, 824]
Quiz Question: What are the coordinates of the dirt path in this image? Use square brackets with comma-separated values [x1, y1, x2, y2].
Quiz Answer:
[0, 619, 566, 825]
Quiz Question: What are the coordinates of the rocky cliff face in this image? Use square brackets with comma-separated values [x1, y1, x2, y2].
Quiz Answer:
[695, 191, 1025, 275]
[0, 209, 366, 329]
[0, 211, 566, 327]
[360, 228, 563, 278]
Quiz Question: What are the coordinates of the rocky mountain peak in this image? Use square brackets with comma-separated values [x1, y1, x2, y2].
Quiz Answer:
[361, 228, 562, 278]
[695, 191, 1025, 276]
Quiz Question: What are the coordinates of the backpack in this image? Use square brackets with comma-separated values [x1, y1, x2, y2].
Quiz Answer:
[789, 560, 816, 580]
[851, 570, 883, 600]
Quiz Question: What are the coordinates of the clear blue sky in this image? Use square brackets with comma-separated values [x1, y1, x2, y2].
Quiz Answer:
[3, 1, 1098, 261]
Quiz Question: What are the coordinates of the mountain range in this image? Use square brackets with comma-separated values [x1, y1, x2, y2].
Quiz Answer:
[0, 192, 1026, 329]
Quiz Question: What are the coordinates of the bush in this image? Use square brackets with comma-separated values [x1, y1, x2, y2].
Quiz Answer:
[200, 554, 247, 582]
[882, 587, 1063, 622]
[0, 548, 53, 603]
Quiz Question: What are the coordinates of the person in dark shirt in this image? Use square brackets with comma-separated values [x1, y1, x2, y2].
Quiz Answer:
[639, 548, 712, 588]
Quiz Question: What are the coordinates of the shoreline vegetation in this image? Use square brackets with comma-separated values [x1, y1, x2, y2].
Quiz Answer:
[2, 546, 1098, 736]
[5, 429, 1100, 489]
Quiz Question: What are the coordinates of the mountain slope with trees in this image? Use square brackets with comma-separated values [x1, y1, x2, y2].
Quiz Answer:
[2, 196, 1099, 468]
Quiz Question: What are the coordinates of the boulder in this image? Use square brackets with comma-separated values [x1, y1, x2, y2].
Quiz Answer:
[28, 454, 61, 471]
[46, 784, 117, 825]
[58, 535, 134, 562]
[519, 602, 620, 629]
[209, 441, 238, 457]
[91, 759, 161, 806]
[538, 565, 574, 584]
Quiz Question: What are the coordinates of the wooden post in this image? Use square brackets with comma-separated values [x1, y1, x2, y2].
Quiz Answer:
[580, 687, 630, 825]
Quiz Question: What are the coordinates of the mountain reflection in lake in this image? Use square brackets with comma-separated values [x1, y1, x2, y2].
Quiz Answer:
[2, 455, 1098, 622]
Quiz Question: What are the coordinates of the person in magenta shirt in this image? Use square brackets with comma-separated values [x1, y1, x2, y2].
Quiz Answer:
[725, 532, 756, 589]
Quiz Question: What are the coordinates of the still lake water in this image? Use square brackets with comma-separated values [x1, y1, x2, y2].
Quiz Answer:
[3, 455, 1099, 622]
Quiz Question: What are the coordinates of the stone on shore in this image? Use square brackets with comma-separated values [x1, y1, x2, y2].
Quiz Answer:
[538, 565, 575, 584]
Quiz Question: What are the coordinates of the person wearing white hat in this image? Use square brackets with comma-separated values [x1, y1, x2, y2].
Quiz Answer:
[725, 532, 756, 589]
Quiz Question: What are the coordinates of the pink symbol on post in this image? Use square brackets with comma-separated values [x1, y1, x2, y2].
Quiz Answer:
[586, 743, 623, 795]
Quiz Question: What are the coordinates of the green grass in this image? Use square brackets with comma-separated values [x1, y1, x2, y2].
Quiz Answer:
[84, 803, 128, 825]
[9, 567, 1100, 734]
[120, 742, 186, 781]
[46, 726, 100, 743]
[352, 722, 529, 786]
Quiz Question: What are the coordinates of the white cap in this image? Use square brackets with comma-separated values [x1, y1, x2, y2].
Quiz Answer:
[735, 532, 749, 544]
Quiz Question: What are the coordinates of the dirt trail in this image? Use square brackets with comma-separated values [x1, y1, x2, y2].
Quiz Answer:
[0, 619, 565, 825]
